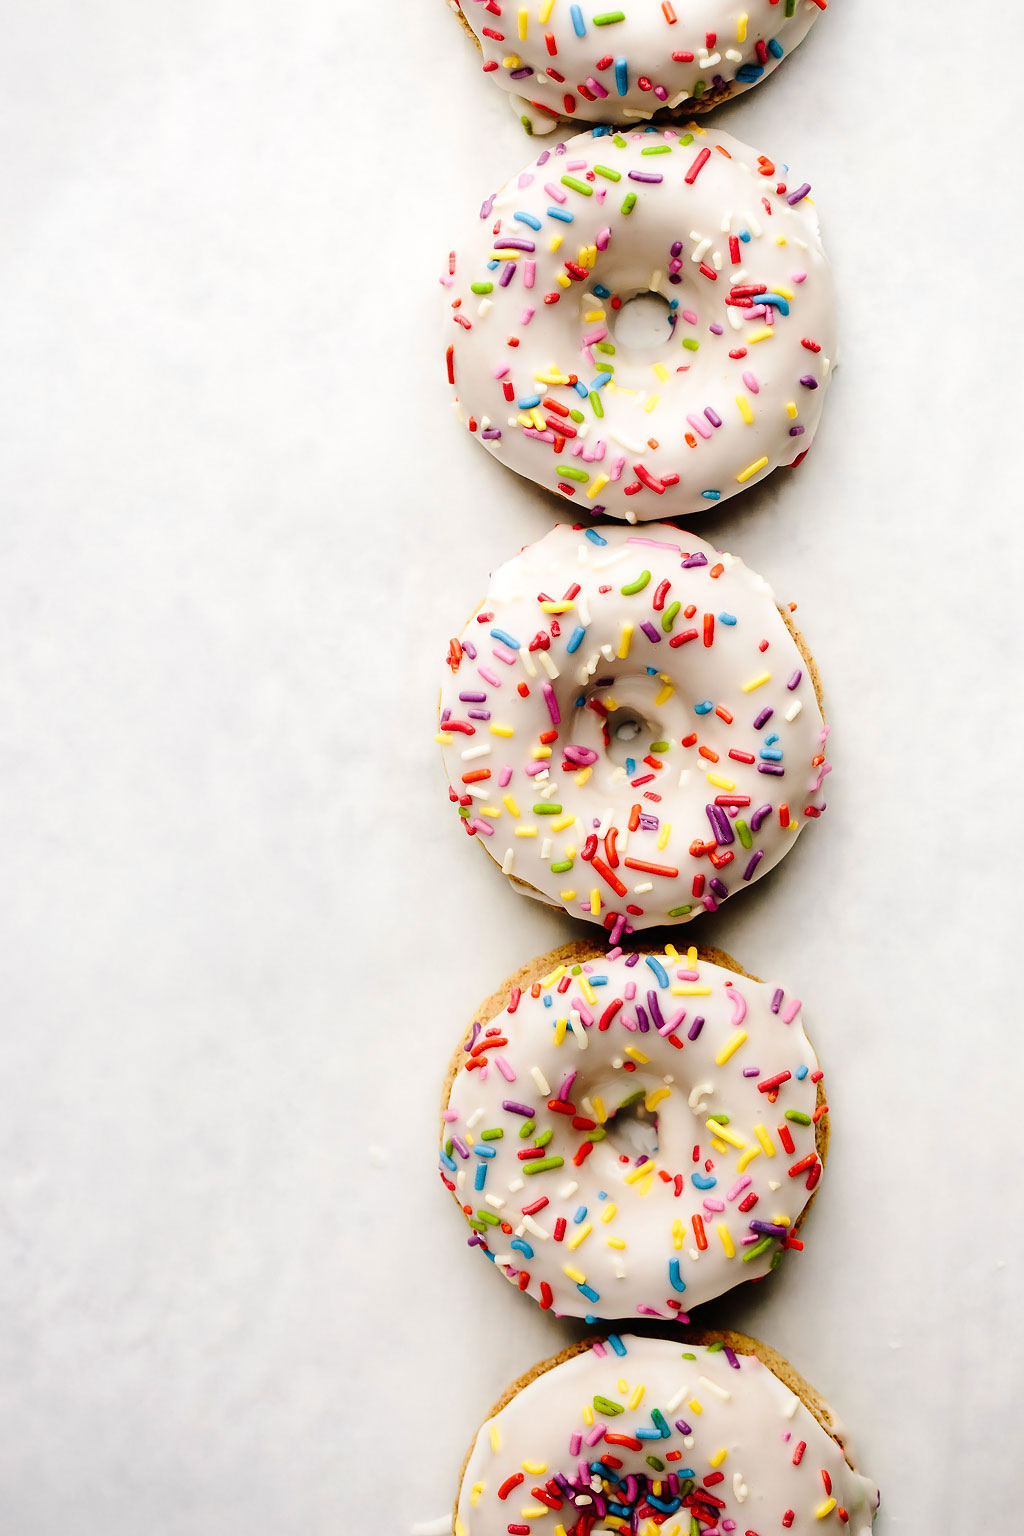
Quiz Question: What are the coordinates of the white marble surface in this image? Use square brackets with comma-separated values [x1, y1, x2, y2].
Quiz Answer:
[0, 2, 1019, 1532]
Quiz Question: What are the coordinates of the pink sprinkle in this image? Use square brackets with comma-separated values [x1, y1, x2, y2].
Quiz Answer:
[544, 181, 567, 204]
[727, 1175, 752, 1200]
[782, 999, 802, 1024]
[498, 765, 513, 787]
[477, 665, 501, 687]
[495, 1056, 516, 1082]
[542, 681, 561, 724]
[742, 370, 760, 393]
[792, 269, 807, 283]
[597, 227, 612, 250]
[524, 260, 536, 290]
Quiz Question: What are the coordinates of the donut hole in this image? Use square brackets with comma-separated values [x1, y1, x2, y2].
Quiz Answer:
[602, 1092, 660, 1161]
[604, 704, 659, 770]
[612, 290, 675, 359]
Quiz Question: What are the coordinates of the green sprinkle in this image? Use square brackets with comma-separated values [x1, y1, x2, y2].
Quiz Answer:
[662, 600, 681, 633]
[641, 144, 672, 155]
[535, 1127, 553, 1148]
[650, 740, 670, 753]
[589, 390, 604, 418]
[593, 1395, 624, 1417]
[458, 804, 471, 818]
[693, 80, 707, 98]
[551, 859, 574, 874]
[707, 1114, 731, 1127]
[785, 0, 796, 13]
[681, 1352, 697, 1361]
[617, 1088, 646, 1109]
[523, 1155, 564, 1175]
[593, 9, 626, 22]
[561, 174, 593, 197]
[467, 1218, 487, 1233]
[621, 569, 651, 595]
[646, 1455, 665, 1472]
[521, 116, 534, 136]
[651, 1409, 670, 1435]
[470, 282, 494, 294]
[594, 164, 622, 182]
[622, 192, 637, 215]
[682, 337, 700, 352]
[534, 802, 564, 814]
[785, 1110, 813, 1125]
[519, 1119, 536, 1139]
[680, 133, 694, 145]
[612, 133, 627, 148]
[476, 1210, 501, 1227]
[557, 466, 589, 483]
[769, 1249, 784, 1270]
[480, 1127, 504, 1141]
[706, 1340, 725, 1352]
[668, 904, 693, 918]
[736, 818, 752, 849]
[741, 1236, 774, 1263]
[595, 341, 616, 354]
[569, 408, 585, 423]
[590, 1127, 606, 1142]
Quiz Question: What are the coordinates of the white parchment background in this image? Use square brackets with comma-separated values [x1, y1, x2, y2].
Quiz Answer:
[0, 2, 1019, 1532]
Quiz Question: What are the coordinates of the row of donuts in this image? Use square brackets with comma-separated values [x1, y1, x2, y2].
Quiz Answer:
[425, 7, 878, 1534]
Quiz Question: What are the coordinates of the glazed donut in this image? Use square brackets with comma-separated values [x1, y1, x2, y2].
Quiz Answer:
[443, 124, 835, 522]
[453, 1331, 880, 1535]
[440, 940, 827, 1321]
[450, 0, 829, 133]
[436, 522, 829, 932]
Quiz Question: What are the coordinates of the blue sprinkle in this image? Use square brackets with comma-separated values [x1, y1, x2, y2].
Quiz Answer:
[543, 994, 553, 1007]
[691, 1172, 717, 1190]
[626, 757, 636, 776]
[647, 1494, 681, 1513]
[796, 1064, 809, 1079]
[760, 748, 783, 762]
[636, 1427, 662, 1441]
[598, 1190, 609, 1201]
[474, 1163, 487, 1190]
[718, 612, 737, 625]
[701, 489, 722, 500]
[739, 229, 752, 243]
[490, 627, 522, 650]
[547, 205, 574, 222]
[593, 283, 610, 298]
[567, 625, 586, 654]
[439, 1150, 456, 1172]
[735, 63, 765, 82]
[577, 1281, 600, 1302]
[651, 1408, 671, 1437]
[516, 394, 542, 409]
[514, 210, 542, 230]
[668, 1258, 686, 1293]
[573, 1205, 588, 1223]
[646, 665, 658, 676]
[486, 257, 500, 269]
[608, 1332, 627, 1355]
[510, 1237, 534, 1259]
[570, 3, 586, 36]
[762, 294, 790, 315]
[473, 1144, 496, 1159]
[766, 732, 779, 745]
[694, 700, 714, 715]
[590, 975, 608, 987]
[615, 57, 628, 95]
[483, 1247, 496, 1263]
[645, 956, 670, 989]
[573, 379, 589, 397]
[592, 124, 613, 137]
[768, 36, 784, 58]
[590, 372, 611, 390]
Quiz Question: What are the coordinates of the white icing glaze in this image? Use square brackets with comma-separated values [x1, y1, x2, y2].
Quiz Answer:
[437, 523, 829, 931]
[443, 125, 835, 521]
[456, 1335, 879, 1534]
[452, 0, 827, 131]
[441, 950, 825, 1320]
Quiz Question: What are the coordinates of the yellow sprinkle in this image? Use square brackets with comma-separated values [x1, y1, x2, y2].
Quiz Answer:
[550, 233, 563, 252]
[514, 826, 538, 838]
[521, 1507, 548, 1521]
[489, 1425, 501, 1452]
[664, 943, 680, 961]
[568, 1223, 592, 1250]
[534, 370, 570, 384]
[500, 54, 522, 68]
[816, 1499, 837, 1520]
[585, 309, 606, 322]
[542, 964, 567, 987]
[575, 766, 592, 786]
[707, 1118, 745, 1148]
[531, 746, 552, 759]
[671, 984, 712, 997]
[644, 393, 660, 413]
[490, 248, 523, 260]
[628, 1384, 645, 1409]
[592, 1096, 607, 1124]
[708, 1447, 728, 1469]
[737, 1145, 762, 1172]
[529, 407, 546, 431]
[582, 1404, 594, 1427]
[479, 806, 501, 819]
[601, 1200, 617, 1224]
[736, 11, 747, 41]
[618, 623, 633, 659]
[746, 327, 773, 344]
[716, 1030, 747, 1065]
[604, 695, 619, 711]
[541, 600, 575, 613]
[653, 363, 670, 383]
[706, 773, 736, 791]
[607, 1236, 626, 1250]
[688, 1398, 703, 1415]
[523, 1460, 547, 1475]
[735, 394, 754, 424]
[539, 0, 555, 22]
[687, 945, 698, 968]
[560, 889, 577, 902]
[741, 671, 771, 691]
[776, 234, 787, 245]
[554, 1017, 567, 1045]
[590, 888, 601, 915]
[624, 1159, 656, 1185]
[490, 723, 514, 737]
[587, 473, 610, 500]
[753, 1124, 776, 1156]
[580, 976, 597, 1006]
[716, 1224, 735, 1259]
[672, 1218, 684, 1250]
[518, 7, 528, 39]
[469, 1484, 483, 1507]
[654, 682, 674, 706]
[786, 401, 798, 419]
[551, 814, 575, 833]
[736, 455, 769, 483]
[563, 1264, 586, 1283]
[710, 1138, 729, 1154]
[624, 1047, 651, 1067]
[556, 271, 571, 287]
[434, 732, 454, 745]
[646, 1086, 671, 1110]
[657, 822, 671, 850]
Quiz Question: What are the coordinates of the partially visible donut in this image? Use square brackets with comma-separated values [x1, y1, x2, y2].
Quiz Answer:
[436, 522, 829, 932]
[440, 941, 828, 1321]
[453, 1331, 880, 1535]
[449, 0, 830, 133]
[443, 125, 835, 521]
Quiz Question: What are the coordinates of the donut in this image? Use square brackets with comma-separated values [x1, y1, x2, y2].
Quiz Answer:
[442, 124, 835, 522]
[439, 940, 827, 1321]
[436, 522, 829, 932]
[449, 1, 829, 133]
[453, 1330, 880, 1535]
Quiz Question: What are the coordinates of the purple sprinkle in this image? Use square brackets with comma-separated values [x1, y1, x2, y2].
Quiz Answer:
[742, 850, 764, 881]
[497, 237, 536, 252]
[479, 194, 496, 221]
[788, 424, 805, 437]
[687, 1015, 705, 1041]
[786, 669, 802, 690]
[558, 1070, 578, 1102]
[501, 1099, 535, 1117]
[752, 706, 773, 730]
[509, 65, 534, 80]
[459, 691, 486, 703]
[798, 373, 818, 389]
[674, 1418, 692, 1435]
[451, 1135, 470, 1159]
[624, 951, 640, 967]
[499, 262, 516, 288]
[635, 1005, 650, 1034]
[681, 552, 708, 569]
[628, 170, 663, 182]
[467, 708, 490, 720]
[464, 1020, 482, 1051]
[709, 321, 724, 335]
[440, 706, 452, 724]
[704, 407, 722, 428]
[770, 987, 784, 1014]
[706, 803, 733, 846]
[670, 240, 683, 257]
[647, 989, 665, 1030]
[787, 182, 811, 205]
[750, 1220, 789, 1236]
[640, 620, 661, 643]
[742, 1066, 760, 1077]
[757, 762, 785, 776]
[709, 877, 729, 899]
[750, 803, 771, 832]
[723, 1346, 741, 1369]
[462, 639, 478, 660]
